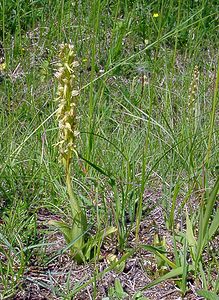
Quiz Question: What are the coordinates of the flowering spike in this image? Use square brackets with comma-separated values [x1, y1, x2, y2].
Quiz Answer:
[55, 44, 80, 162]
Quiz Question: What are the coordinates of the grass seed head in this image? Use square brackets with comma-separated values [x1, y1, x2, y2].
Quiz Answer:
[188, 65, 199, 108]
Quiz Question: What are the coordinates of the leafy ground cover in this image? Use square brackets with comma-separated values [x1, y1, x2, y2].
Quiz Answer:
[0, 1, 218, 299]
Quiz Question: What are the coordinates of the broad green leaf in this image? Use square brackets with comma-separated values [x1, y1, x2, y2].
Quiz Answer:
[114, 278, 128, 298]
[186, 210, 196, 262]
[48, 220, 85, 263]
[186, 211, 196, 247]
[48, 220, 71, 242]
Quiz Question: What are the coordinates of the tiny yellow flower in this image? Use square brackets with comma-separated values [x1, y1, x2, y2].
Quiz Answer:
[0, 63, 6, 71]
[153, 13, 159, 18]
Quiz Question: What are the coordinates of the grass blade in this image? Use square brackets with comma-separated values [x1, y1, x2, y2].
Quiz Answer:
[141, 267, 184, 290]
[197, 289, 219, 300]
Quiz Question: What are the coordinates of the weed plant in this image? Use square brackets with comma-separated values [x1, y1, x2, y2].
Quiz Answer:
[0, 0, 218, 298]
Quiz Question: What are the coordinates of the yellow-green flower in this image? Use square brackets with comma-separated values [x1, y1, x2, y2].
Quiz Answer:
[153, 13, 159, 18]
[0, 62, 6, 71]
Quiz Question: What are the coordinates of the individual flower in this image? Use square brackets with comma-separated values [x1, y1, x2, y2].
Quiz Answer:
[0, 62, 6, 71]
[153, 13, 159, 18]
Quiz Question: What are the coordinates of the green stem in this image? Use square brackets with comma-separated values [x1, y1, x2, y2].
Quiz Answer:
[65, 157, 81, 219]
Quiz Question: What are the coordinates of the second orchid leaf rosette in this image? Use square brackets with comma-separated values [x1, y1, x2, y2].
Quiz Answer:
[49, 44, 116, 263]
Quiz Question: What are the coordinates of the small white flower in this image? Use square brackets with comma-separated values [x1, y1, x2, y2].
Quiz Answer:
[72, 61, 79, 68]
[64, 122, 72, 132]
[74, 130, 80, 137]
[72, 90, 79, 97]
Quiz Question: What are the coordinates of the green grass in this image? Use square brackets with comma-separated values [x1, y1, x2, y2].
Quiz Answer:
[0, 0, 218, 298]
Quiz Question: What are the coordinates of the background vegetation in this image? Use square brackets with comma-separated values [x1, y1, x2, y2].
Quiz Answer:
[0, 0, 218, 299]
